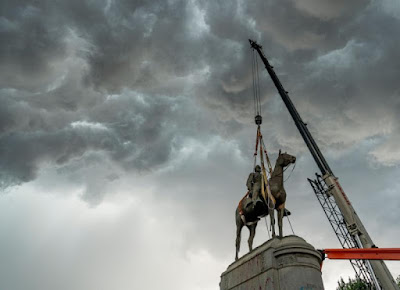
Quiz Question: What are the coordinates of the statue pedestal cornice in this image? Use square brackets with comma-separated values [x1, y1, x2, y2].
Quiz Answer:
[221, 235, 324, 290]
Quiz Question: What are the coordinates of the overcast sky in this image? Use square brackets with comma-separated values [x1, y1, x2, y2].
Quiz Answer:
[1, 0, 400, 289]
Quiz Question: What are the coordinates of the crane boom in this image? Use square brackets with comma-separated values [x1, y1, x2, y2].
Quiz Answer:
[249, 39, 399, 290]
[248, 39, 333, 176]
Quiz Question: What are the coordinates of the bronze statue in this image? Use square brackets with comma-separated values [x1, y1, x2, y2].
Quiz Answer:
[235, 150, 296, 260]
[246, 165, 262, 201]
[268, 150, 296, 238]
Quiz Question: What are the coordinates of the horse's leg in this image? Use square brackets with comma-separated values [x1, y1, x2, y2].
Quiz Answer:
[235, 224, 242, 260]
[248, 223, 257, 252]
[278, 207, 284, 238]
[269, 207, 276, 238]
[235, 210, 243, 261]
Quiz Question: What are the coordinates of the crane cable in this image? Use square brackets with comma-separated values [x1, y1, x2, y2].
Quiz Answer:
[252, 49, 275, 236]
[251, 45, 296, 236]
[252, 48, 262, 117]
[251, 48, 275, 210]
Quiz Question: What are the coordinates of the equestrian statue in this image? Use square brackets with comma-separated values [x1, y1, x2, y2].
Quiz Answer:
[235, 150, 296, 260]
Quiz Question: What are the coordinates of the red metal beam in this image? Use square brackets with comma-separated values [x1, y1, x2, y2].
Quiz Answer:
[324, 248, 400, 261]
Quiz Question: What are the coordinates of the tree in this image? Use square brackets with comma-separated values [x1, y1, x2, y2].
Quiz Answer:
[337, 275, 400, 289]
[337, 277, 369, 290]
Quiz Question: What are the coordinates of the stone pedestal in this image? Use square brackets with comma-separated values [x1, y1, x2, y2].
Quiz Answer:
[220, 235, 324, 290]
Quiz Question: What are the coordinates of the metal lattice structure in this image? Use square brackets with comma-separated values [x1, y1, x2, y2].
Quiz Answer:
[308, 174, 375, 287]
[249, 38, 399, 289]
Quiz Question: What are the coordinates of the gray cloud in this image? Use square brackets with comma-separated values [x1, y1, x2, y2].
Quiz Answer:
[1, 1, 400, 289]
[1, 0, 399, 199]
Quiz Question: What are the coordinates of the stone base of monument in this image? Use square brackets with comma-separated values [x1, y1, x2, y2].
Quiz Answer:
[220, 235, 324, 290]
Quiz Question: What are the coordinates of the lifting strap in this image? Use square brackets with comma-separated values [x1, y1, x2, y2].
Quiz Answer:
[250, 46, 276, 212]
[254, 127, 272, 173]
[258, 127, 275, 206]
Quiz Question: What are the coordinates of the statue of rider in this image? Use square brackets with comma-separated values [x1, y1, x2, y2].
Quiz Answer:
[246, 165, 262, 202]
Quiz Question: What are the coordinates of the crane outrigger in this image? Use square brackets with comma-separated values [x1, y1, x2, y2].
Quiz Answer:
[249, 39, 399, 290]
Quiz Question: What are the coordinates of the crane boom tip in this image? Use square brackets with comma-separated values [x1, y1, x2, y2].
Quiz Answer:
[249, 39, 262, 49]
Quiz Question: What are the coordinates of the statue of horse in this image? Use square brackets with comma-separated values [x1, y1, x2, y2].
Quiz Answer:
[235, 150, 296, 260]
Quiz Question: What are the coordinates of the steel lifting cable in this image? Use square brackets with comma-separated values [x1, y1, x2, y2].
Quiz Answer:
[251, 46, 297, 237]
[255, 51, 261, 114]
[251, 47, 283, 235]
[252, 49, 275, 178]
[286, 214, 295, 235]
[284, 163, 296, 182]
[251, 48, 262, 117]
[251, 49, 258, 117]
[251, 48, 273, 182]
[253, 126, 259, 172]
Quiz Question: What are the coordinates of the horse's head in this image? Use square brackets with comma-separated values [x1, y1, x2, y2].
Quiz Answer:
[277, 149, 296, 167]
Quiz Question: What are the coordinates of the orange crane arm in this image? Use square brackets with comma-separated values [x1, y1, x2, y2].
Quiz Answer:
[323, 248, 400, 261]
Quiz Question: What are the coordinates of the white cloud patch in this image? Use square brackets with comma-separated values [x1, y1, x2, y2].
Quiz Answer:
[71, 120, 109, 130]
[381, 0, 400, 19]
[292, 0, 365, 20]
[369, 136, 400, 166]
[0, 178, 228, 290]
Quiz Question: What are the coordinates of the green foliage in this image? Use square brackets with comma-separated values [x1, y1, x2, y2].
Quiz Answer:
[337, 277, 369, 290]
[338, 274, 400, 289]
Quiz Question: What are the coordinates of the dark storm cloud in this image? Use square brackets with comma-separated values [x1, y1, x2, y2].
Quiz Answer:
[2, 2, 400, 289]
[0, 1, 69, 91]
[1, 0, 400, 193]
[0, 0, 210, 189]
[0, 0, 245, 190]
[0, 88, 218, 189]
[235, 0, 400, 164]
[291, 2, 400, 156]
